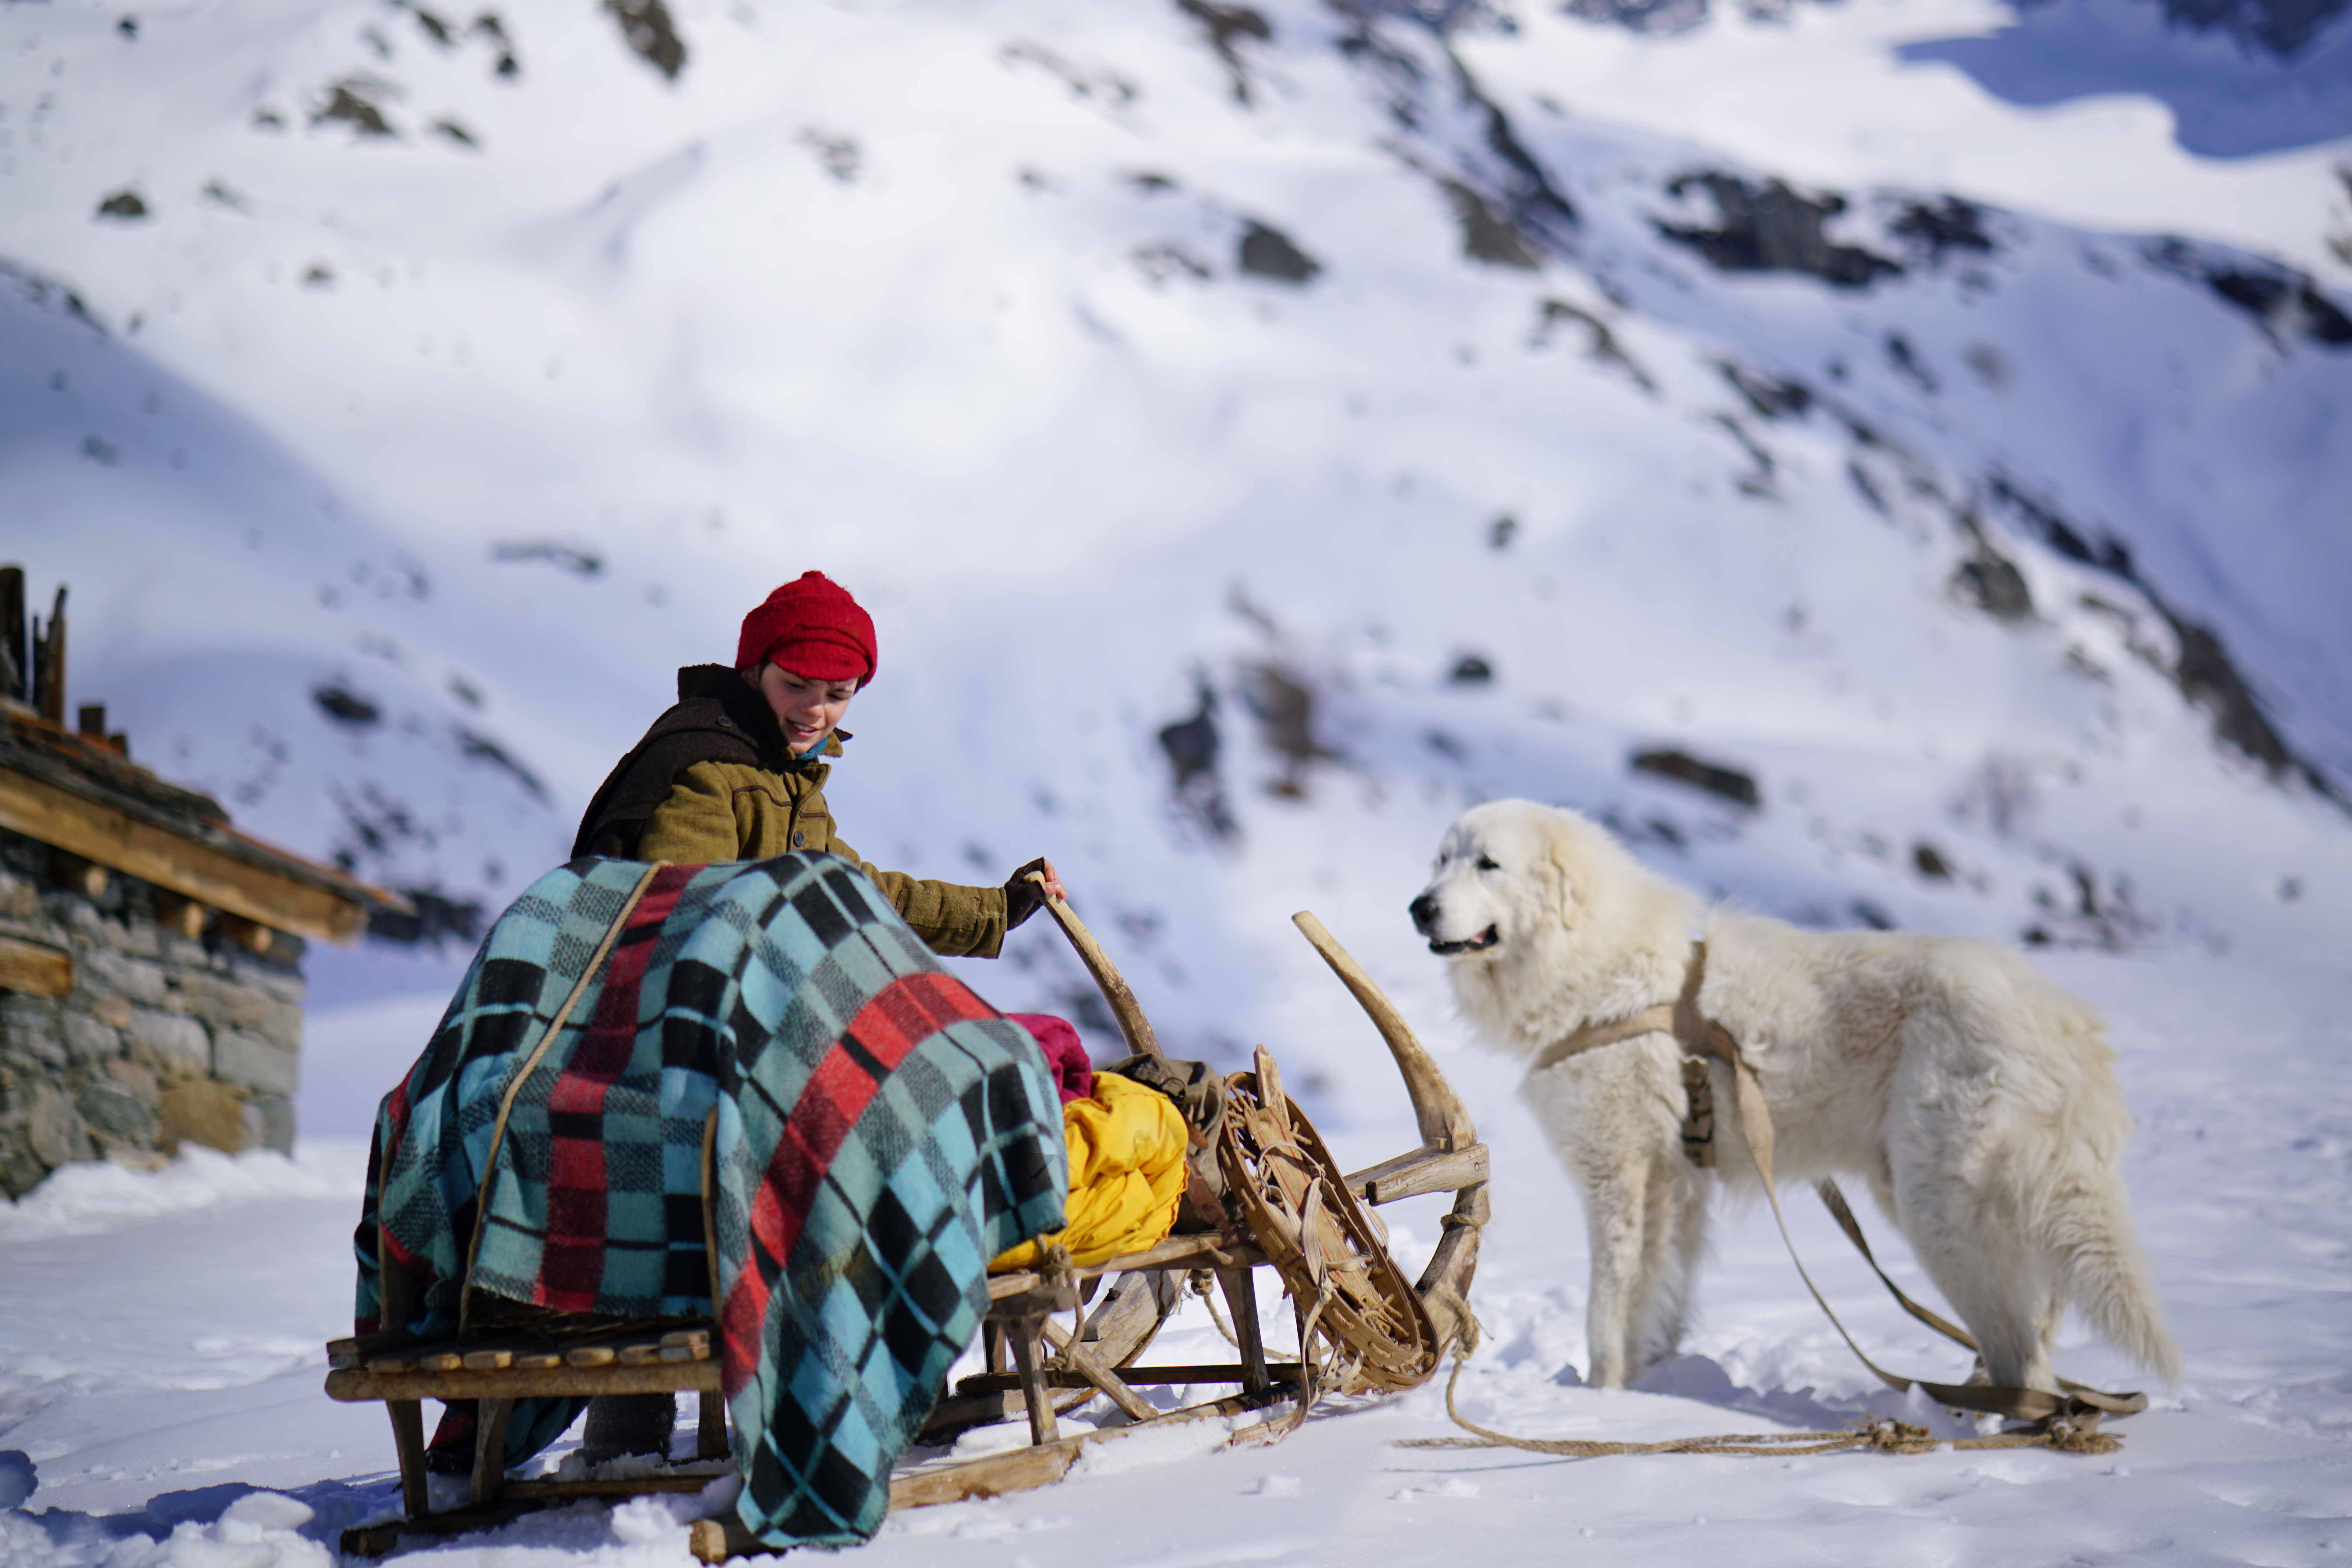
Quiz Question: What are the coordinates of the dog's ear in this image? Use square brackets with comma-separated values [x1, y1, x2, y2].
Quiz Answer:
[1539, 813, 1582, 930]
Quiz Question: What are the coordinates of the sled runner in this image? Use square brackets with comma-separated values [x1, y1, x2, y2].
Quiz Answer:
[326, 869, 1487, 1561]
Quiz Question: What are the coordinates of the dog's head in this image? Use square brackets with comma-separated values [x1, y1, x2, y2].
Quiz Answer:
[1409, 800, 1592, 961]
[1413, 801, 1702, 1052]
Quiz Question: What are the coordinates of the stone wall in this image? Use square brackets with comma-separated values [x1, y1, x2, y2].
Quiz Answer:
[0, 825, 308, 1199]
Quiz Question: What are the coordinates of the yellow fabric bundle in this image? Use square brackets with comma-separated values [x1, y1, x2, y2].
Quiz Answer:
[991, 1071, 1188, 1271]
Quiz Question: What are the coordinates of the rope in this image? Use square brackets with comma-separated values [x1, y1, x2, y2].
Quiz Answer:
[1270, 1275, 1342, 1438]
[1394, 1351, 2123, 1459]
[1428, 1210, 1486, 1360]
[1188, 1268, 1244, 1349]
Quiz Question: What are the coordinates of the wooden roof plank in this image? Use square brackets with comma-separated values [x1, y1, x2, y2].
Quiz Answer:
[0, 767, 369, 946]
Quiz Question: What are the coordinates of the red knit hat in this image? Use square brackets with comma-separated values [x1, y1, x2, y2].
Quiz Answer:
[735, 571, 878, 686]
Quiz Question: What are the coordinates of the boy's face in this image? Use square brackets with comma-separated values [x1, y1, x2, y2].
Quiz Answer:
[758, 663, 858, 755]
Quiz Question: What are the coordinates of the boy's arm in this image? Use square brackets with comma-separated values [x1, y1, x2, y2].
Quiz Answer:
[831, 827, 1010, 958]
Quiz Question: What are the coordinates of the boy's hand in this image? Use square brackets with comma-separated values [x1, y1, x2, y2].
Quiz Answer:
[1004, 857, 1067, 929]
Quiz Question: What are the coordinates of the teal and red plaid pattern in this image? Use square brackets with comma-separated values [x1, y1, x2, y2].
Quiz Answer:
[355, 853, 1067, 1548]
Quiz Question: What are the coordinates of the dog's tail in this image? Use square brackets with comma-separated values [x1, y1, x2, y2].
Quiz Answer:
[2055, 1180, 2182, 1386]
[1986, 961, 2182, 1387]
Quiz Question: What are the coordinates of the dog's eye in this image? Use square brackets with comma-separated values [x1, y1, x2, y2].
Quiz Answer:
[1476, 854, 1500, 872]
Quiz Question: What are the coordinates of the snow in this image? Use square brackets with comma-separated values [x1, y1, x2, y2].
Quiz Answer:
[2, 0, 2349, 1562]
[5, 951, 2350, 1565]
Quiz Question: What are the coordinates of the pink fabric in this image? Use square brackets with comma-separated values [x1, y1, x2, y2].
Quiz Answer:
[1007, 1013, 1092, 1105]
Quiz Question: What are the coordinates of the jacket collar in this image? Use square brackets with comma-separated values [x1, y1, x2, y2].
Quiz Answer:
[672, 664, 849, 769]
[786, 731, 848, 772]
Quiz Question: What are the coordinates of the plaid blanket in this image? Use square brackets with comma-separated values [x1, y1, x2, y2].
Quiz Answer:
[354, 854, 1068, 1547]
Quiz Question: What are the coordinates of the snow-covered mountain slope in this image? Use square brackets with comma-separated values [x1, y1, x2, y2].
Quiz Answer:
[5, 0, 2346, 1066]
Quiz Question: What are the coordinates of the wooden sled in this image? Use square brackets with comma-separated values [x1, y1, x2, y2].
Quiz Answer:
[327, 897, 1488, 1562]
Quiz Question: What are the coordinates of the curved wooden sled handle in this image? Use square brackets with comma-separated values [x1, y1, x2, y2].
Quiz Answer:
[1291, 910, 1489, 1358]
[1291, 911, 1476, 1153]
[1027, 872, 1165, 1060]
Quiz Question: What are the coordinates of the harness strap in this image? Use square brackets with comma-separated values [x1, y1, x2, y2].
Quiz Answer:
[1527, 940, 1740, 1075]
[1526, 939, 2148, 1427]
[1815, 1178, 2145, 1416]
[1530, 943, 1733, 1167]
[1817, 1177, 1977, 1349]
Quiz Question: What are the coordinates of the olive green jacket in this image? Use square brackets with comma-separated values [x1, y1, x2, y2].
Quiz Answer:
[638, 756, 1009, 957]
[573, 665, 1010, 958]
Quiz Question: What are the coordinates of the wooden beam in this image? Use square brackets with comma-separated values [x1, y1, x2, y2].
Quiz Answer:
[501, 1474, 723, 1499]
[325, 1360, 720, 1402]
[0, 934, 71, 996]
[982, 1233, 1267, 1301]
[697, 1388, 727, 1460]
[0, 567, 25, 704]
[955, 1362, 1306, 1393]
[343, 1497, 547, 1559]
[471, 1396, 514, 1507]
[155, 892, 210, 940]
[687, 1389, 1291, 1560]
[388, 1400, 428, 1522]
[0, 766, 368, 945]
[1005, 1315, 1059, 1445]
[33, 586, 64, 725]
[215, 914, 277, 955]
[48, 850, 108, 901]
[1342, 1142, 1490, 1206]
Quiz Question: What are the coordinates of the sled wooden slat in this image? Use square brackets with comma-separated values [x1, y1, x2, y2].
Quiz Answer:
[954, 1361, 1308, 1393]
[327, 1358, 722, 1403]
[339, 1471, 734, 1559]
[343, 1499, 545, 1557]
[686, 1389, 1293, 1562]
[901, 1388, 1285, 1504]
[983, 1232, 1267, 1300]
[502, 1473, 725, 1499]
[328, 1331, 420, 1369]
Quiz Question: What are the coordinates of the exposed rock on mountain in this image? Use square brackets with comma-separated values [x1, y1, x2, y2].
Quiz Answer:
[1657, 174, 1902, 289]
[605, 0, 685, 81]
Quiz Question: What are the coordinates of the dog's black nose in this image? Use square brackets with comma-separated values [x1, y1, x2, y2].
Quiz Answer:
[1407, 893, 1437, 933]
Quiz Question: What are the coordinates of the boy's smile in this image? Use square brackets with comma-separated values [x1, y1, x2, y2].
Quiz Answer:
[758, 664, 857, 755]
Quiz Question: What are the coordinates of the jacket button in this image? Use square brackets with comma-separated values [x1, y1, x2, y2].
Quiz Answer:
[793, 832, 805, 847]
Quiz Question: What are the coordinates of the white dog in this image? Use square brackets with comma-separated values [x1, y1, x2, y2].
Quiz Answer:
[1410, 799, 2179, 1395]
